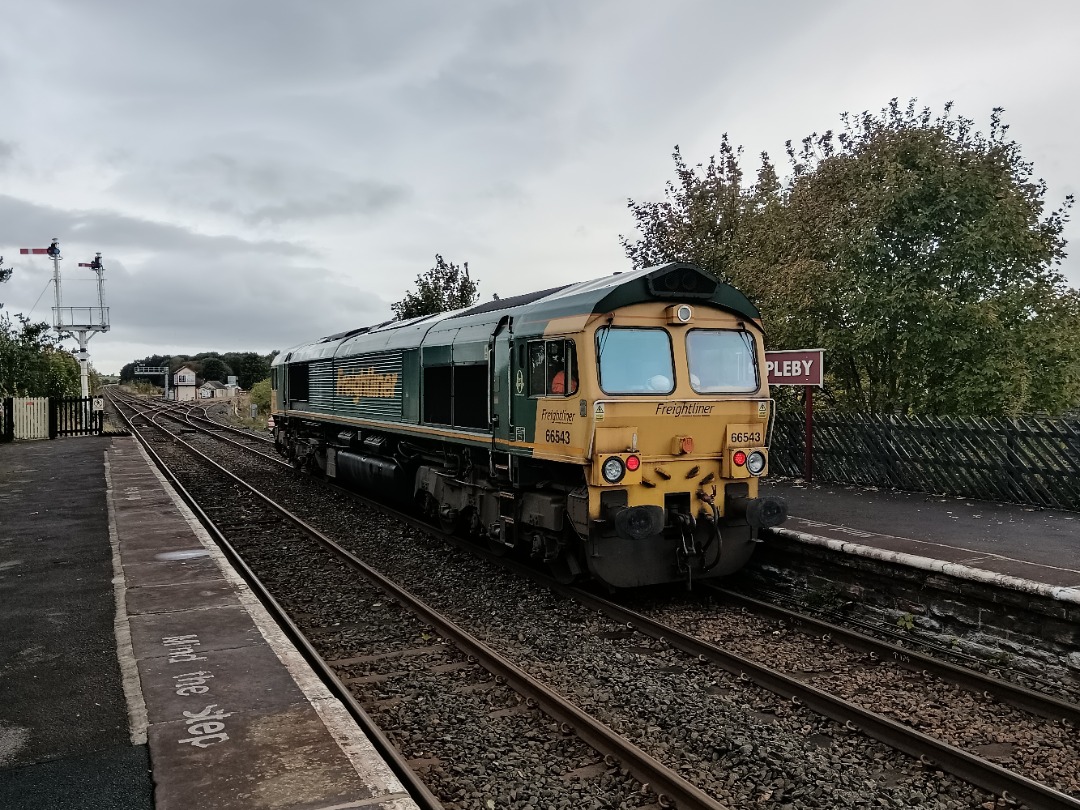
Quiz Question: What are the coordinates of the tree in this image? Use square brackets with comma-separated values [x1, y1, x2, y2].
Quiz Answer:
[0, 313, 80, 397]
[222, 352, 271, 390]
[199, 357, 232, 383]
[621, 138, 781, 297]
[621, 100, 1078, 416]
[773, 100, 1076, 415]
[391, 255, 479, 320]
[248, 378, 271, 414]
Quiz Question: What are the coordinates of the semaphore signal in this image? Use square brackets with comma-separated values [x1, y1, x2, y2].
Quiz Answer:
[17, 238, 111, 399]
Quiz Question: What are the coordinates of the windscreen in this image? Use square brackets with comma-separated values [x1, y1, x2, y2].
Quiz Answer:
[686, 329, 759, 392]
[596, 327, 675, 394]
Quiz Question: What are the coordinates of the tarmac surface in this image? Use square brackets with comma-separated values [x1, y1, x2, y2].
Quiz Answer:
[762, 479, 1080, 591]
[0, 436, 151, 810]
[0, 436, 418, 810]
[3, 436, 1079, 809]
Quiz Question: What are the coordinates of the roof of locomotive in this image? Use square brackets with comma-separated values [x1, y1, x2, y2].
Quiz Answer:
[273, 263, 759, 366]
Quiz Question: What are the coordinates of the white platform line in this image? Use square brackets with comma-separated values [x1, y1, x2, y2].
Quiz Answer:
[130, 438, 416, 805]
[104, 448, 150, 746]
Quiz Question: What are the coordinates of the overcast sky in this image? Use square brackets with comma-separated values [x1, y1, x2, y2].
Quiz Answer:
[2, 0, 1078, 375]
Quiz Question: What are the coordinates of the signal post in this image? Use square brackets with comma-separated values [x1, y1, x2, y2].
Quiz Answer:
[19, 239, 111, 399]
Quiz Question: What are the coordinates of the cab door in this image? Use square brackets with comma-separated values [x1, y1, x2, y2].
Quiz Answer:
[488, 316, 513, 450]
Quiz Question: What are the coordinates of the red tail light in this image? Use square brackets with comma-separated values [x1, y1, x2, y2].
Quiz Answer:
[626, 455, 641, 471]
[732, 450, 747, 467]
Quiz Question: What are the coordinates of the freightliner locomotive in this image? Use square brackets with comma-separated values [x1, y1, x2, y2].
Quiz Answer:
[270, 262, 787, 588]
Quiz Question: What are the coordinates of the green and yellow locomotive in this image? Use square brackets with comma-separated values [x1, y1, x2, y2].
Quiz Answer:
[270, 262, 786, 588]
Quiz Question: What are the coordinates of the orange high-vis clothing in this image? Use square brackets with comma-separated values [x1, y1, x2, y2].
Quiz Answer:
[551, 371, 577, 395]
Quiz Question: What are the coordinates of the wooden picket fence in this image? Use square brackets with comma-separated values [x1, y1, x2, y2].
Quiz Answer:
[0, 396, 104, 441]
[771, 411, 1080, 511]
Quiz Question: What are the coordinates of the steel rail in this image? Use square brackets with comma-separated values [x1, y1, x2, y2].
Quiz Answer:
[127, 395, 289, 469]
[117, 401, 732, 810]
[111, 400, 446, 810]
[191, 404, 276, 445]
[564, 585, 1080, 810]
[304, 484, 1080, 809]
[115, 389, 1080, 807]
[703, 584, 1080, 726]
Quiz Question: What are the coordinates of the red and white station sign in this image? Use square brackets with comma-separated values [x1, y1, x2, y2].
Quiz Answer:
[766, 349, 823, 387]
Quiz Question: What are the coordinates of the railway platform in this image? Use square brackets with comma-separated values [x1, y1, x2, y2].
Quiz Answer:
[762, 479, 1080, 597]
[0, 435, 418, 810]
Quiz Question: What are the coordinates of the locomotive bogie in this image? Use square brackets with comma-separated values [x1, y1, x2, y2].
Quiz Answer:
[271, 262, 787, 588]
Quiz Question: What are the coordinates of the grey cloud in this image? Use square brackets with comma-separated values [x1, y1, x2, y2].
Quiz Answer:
[0, 140, 13, 168]
[28, 1, 466, 103]
[243, 181, 410, 225]
[100, 253, 387, 358]
[404, 56, 565, 124]
[0, 194, 308, 257]
[111, 154, 412, 226]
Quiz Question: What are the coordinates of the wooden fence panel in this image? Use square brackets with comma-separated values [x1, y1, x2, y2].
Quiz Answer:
[12, 397, 50, 440]
[773, 411, 1080, 511]
[50, 397, 104, 438]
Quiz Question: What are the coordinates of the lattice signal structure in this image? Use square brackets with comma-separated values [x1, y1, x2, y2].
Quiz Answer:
[18, 239, 111, 398]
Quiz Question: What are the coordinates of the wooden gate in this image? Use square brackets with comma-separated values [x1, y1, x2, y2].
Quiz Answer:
[12, 397, 50, 440]
[50, 396, 105, 438]
[1, 398, 13, 443]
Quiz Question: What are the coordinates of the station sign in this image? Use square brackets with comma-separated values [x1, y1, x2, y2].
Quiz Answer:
[766, 349, 823, 387]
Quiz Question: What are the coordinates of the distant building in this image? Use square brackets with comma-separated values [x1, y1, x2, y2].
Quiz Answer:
[173, 366, 197, 401]
[199, 380, 227, 399]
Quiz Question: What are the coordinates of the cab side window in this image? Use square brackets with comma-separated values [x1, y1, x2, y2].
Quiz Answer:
[526, 339, 577, 397]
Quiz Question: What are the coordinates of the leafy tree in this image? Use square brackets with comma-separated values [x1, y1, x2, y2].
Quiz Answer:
[622, 138, 780, 296]
[120, 354, 171, 383]
[199, 356, 232, 383]
[122, 350, 275, 391]
[248, 378, 271, 414]
[391, 255, 479, 320]
[222, 352, 271, 390]
[0, 313, 80, 397]
[773, 100, 1075, 415]
[621, 100, 1078, 416]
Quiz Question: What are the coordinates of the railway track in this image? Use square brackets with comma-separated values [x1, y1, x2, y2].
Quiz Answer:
[110, 393, 720, 808]
[107, 391, 1080, 809]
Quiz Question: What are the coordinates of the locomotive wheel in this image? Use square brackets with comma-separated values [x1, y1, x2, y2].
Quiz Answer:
[547, 546, 584, 585]
[415, 491, 438, 522]
[487, 534, 514, 557]
[438, 504, 468, 536]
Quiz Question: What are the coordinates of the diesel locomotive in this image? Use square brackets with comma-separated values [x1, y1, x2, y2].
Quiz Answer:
[270, 262, 787, 588]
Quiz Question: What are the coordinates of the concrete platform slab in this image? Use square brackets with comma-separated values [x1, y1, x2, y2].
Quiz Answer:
[129, 602, 264, 659]
[126, 580, 242, 615]
[119, 542, 212, 565]
[121, 555, 225, 587]
[148, 704, 408, 810]
[137, 641, 307, 724]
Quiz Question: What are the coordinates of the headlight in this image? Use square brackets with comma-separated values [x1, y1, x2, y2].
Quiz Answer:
[601, 456, 626, 483]
[746, 450, 766, 476]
